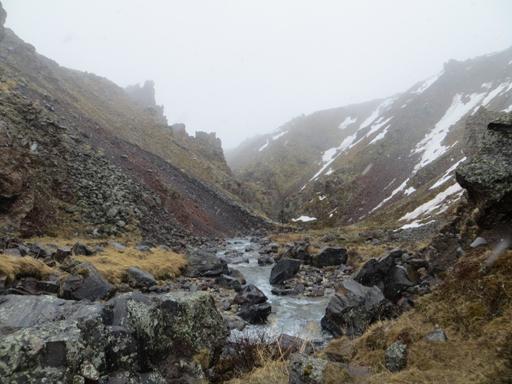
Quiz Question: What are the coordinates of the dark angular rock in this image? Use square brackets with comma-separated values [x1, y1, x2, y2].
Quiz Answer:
[237, 302, 271, 324]
[233, 284, 267, 306]
[215, 274, 242, 292]
[309, 247, 347, 267]
[59, 262, 114, 301]
[126, 267, 157, 288]
[53, 246, 72, 263]
[72, 242, 95, 256]
[321, 278, 393, 337]
[270, 258, 301, 285]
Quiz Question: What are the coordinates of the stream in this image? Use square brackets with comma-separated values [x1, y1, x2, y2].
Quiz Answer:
[218, 238, 333, 342]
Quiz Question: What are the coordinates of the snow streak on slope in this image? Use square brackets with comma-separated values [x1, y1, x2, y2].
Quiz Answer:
[412, 92, 486, 172]
[258, 140, 269, 152]
[272, 130, 288, 141]
[400, 183, 463, 222]
[308, 99, 395, 183]
[370, 178, 410, 213]
[481, 81, 512, 106]
[338, 116, 357, 130]
[430, 157, 467, 190]
[411, 70, 444, 94]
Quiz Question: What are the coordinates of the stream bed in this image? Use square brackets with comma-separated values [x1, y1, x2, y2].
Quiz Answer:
[218, 238, 333, 342]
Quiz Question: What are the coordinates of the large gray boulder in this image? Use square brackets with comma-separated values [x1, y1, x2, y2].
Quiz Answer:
[321, 278, 393, 337]
[270, 258, 301, 285]
[0, 291, 228, 383]
[126, 267, 157, 288]
[233, 284, 271, 324]
[185, 249, 229, 277]
[59, 262, 114, 301]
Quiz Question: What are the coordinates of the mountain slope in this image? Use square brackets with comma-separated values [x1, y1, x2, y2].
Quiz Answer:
[228, 47, 512, 229]
[0, 2, 265, 242]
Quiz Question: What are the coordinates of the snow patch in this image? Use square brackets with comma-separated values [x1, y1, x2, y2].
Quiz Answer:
[292, 215, 317, 223]
[504, 104, 512, 113]
[272, 130, 288, 141]
[400, 183, 463, 222]
[482, 81, 512, 106]
[370, 178, 410, 213]
[359, 98, 395, 129]
[338, 116, 357, 130]
[412, 92, 486, 173]
[404, 186, 416, 196]
[430, 157, 467, 190]
[481, 82, 493, 90]
[398, 219, 436, 231]
[369, 125, 389, 144]
[258, 140, 269, 152]
[318, 195, 327, 201]
[364, 117, 392, 139]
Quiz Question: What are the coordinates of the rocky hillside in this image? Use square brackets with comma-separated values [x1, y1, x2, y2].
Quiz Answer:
[228, 46, 512, 230]
[0, 2, 265, 243]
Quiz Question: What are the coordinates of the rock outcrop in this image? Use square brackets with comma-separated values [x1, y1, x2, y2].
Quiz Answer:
[456, 111, 512, 229]
[0, 1, 6, 41]
[0, 292, 228, 383]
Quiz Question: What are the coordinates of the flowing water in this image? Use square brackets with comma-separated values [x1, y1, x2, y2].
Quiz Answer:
[218, 238, 333, 342]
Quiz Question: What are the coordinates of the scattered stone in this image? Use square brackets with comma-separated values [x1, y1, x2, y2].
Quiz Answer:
[71, 242, 95, 256]
[233, 284, 267, 306]
[237, 302, 271, 324]
[288, 353, 349, 384]
[110, 241, 127, 252]
[53, 246, 72, 263]
[470, 237, 488, 248]
[258, 255, 274, 265]
[270, 258, 301, 285]
[126, 267, 157, 288]
[216, 274, 242, 292]
[3, 248, 21, 257]
[425, 328, 448, 343]
[321, 278, 393, 337]
[385, 341, 408, 372]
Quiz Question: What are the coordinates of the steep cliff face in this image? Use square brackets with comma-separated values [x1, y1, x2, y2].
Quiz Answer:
[229, 46, 512, 229]
[0, 2, 266, 241]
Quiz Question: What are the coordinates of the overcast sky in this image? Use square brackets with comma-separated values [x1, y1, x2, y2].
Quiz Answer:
[3, 0, 512, 148]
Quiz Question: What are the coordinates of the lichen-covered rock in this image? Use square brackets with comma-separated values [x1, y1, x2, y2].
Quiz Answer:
[456, 110, 512, 228]
[288, 353, 349, 384]
[321, 278, 393, 337]
[384, 341, 408, 372]
[0, 291, 228, 383]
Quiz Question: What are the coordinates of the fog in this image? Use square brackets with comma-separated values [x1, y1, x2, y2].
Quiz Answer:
[3, 0, 512, 149]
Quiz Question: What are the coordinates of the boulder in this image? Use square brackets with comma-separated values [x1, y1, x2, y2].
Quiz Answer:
[288, 353, 349, 384]
[270, 258, 301, 285]
[233, 284, 271, 324]
[384, 341, 408, 372]
[59, 262, 114, 301]
[309, 247, 347, 267]
[53, 246, 72, 263]
[229, 268, 246, 285]
[354, 250, 415, 302]
[321, 278, 393, 337]
[185, 249, 229, 277]
[126, 267, 157, 288]
[233, 284, 267, 306]
[258, 255, 274, 265]
[0, 291, 228, 383]
[237, 302, 271, 324]
[282, 241, 311, 262]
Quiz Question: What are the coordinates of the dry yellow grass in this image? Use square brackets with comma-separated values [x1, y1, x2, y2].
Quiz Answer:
[227, 360, 288, 384]
[75, 245, 187, 284]
[0, 255, 57, 282]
